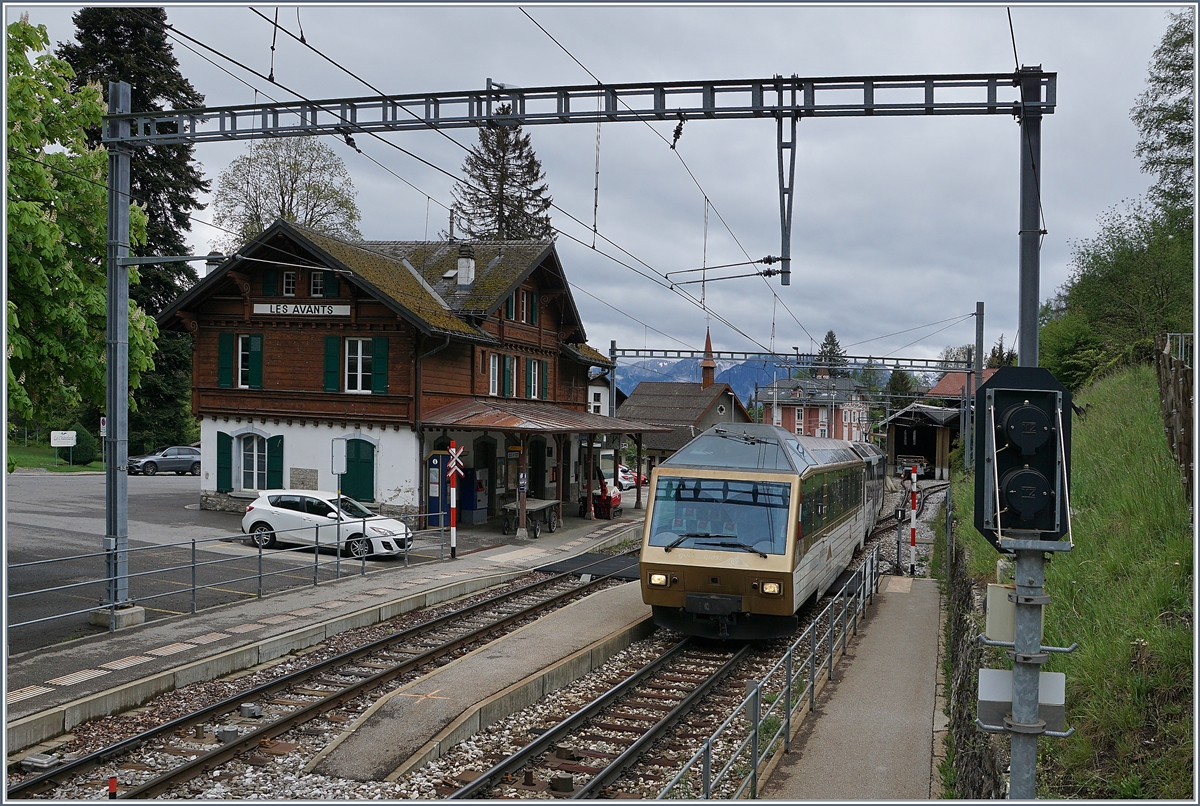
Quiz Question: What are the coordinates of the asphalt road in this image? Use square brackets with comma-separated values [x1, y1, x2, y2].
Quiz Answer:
[4, 472, 440, 655]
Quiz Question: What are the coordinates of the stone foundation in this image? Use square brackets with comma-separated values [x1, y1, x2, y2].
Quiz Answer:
[200, 490, 257, 513]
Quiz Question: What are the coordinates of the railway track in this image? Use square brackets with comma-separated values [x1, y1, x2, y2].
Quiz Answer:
[7, 552, 636, 800]
[450, 639, 750, 799]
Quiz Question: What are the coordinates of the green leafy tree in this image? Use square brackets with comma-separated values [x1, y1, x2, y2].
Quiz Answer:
[56, 7, 211, 451]
[452, 104, 554, 239]
[938, 344, 974, 367]
[7, 16, 155, 424]
[1131, 9, 1194, 220]
[211, 137, 362, 252]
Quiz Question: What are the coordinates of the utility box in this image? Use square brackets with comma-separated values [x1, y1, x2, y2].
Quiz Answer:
[984, 583, 1044, 645]
[977, 669, 1065, 732]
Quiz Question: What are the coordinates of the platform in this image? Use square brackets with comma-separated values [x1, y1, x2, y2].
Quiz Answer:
[6, 515, 644, 758]
[309, 581, 653, 781]
[760, 575, 944, 800]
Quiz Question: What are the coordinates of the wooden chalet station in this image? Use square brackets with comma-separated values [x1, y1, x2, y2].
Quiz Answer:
[158, 220, 666, 532]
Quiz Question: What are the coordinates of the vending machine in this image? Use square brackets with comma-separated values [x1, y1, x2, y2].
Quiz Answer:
[460, 467, 490, 525]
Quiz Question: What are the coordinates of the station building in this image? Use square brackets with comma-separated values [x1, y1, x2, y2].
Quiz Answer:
[157, 219, 662, 521]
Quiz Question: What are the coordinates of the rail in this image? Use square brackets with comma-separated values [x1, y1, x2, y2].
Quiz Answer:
[658, 545, 882, 799]
[6, 511, 450, 634]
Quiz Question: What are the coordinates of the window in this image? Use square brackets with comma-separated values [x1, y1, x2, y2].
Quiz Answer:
[241, 435, 267, 490]
[310, 271, 325, 297]
[345, 338, 373, 393]
[237, 334, 262, 389]
[528, 359, 540, 399]
[593, 392, 602, 403]
[593, 404, 602, 414]
[842, 409, 849, 423]
[283, 271, 296, 296]
[489, 354, 499, 396]
[520, 291, 528, 323]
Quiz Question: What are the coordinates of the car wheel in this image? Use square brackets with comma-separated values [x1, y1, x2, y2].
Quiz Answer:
[143, 462, 157, 476]
[249, 522, 277, 549]
[190, 462, 201, 476]
[346, 535, 370, 558]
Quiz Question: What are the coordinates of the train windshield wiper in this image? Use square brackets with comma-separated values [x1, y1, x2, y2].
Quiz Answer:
[663, 531, 731, 551]
[696, 540, 768, 559]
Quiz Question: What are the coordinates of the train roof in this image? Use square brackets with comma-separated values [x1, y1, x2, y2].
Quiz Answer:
[661, 423, 865, 474]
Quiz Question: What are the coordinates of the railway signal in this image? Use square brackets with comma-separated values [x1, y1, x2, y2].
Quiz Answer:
[447, 443, 464, 559]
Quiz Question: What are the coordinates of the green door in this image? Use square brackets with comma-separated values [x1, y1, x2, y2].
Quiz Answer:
[342, 439, 375, 502]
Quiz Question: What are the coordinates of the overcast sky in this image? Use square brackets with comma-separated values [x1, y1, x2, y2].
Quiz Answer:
[10, 3, 1185, 368]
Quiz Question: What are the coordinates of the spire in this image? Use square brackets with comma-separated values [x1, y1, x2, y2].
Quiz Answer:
[701, 328, 716, 389]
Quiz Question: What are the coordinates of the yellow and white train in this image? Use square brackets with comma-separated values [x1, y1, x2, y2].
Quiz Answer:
[639, 424, 885, 639]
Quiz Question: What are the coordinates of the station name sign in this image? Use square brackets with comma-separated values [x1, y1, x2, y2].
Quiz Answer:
[253, 303, 351, 316]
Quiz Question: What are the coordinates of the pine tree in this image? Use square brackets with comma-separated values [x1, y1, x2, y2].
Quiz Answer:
[987, 334, 1017, 368]
[57, 7, 211, 314]
[452, 105, 554, 240]
[815, 330, 849, 377]
[56, 7, 210, 450]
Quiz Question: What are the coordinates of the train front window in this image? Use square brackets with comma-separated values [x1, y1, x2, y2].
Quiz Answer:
[648, 477, 791, 555]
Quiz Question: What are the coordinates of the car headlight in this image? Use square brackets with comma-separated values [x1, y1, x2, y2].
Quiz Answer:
[761, 581, 782, 596]
[648, 573, 669, 587]
[369, 526, 395, 537]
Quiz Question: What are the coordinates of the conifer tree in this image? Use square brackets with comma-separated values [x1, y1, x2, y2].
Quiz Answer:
[452, 104, 554, 240]
[815, 330, 849, 377]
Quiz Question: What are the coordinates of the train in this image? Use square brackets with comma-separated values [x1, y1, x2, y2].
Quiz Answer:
[639, 423, 886, 640]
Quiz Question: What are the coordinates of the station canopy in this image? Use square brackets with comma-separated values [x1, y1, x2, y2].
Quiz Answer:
[421, 398, 671, 436]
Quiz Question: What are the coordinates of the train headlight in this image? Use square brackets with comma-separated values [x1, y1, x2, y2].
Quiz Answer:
[648, 573, 669, 587]
[761, 581, 782, 596]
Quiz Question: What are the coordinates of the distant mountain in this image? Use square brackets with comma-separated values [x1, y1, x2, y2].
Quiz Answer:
[616, 358, 796, 409]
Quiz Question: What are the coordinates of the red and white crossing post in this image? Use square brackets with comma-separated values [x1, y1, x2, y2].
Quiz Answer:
[447, 441, 465, 559]
[909, 465, 918, 575]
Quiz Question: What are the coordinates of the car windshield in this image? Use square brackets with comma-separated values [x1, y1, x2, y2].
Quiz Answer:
[336, 496, 374, 518]
[647, 476, 791, 555]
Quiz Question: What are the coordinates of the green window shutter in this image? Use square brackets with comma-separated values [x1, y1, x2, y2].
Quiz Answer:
[505, 295, 514, 319]
[266, 435, 284, 489]
[540, 359, 548, 400]
[525, 357, 533, 398]
[371, 336, 389, 394]
[325, 271, 339, 297]
[502, 355, 512, 397]
[217, 333, 234, 388]
[323, 336, 340, 392]
[248, 334, 263, 389]
[263, 269, 278, 296]
[530, 292, 538, 325]
[216, 431, 232, 492]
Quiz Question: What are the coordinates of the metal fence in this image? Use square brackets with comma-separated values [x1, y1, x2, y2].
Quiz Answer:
[7, 513, 448, 635]
[1165, 332, 1193, 368]
[658, 546, 882, 799]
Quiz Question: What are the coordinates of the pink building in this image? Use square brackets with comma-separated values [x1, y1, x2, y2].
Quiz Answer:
[758, 372, 871, 441]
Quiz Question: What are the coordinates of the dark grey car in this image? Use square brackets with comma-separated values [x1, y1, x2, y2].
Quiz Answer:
[128, 446, 202, 476]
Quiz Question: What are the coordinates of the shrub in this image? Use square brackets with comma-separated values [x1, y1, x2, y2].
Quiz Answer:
[57, 421, 98, 465]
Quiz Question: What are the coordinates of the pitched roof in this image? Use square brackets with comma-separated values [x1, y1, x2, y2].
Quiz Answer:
[927, 368, 999, 398]
[421, 397, 671, 434]
[616, 381, 751, 452]
[878, 402, 961, 428]
[760, 375, 870, 405]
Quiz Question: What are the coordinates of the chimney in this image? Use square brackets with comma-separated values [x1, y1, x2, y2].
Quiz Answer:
[457, 242, 476, 287]
[701, 328, 716, 389]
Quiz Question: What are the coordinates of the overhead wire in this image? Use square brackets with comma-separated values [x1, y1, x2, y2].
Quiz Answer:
[843, 313, 977, 350]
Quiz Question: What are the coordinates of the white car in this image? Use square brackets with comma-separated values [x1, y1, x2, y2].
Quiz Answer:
[240, 490, 412, 558]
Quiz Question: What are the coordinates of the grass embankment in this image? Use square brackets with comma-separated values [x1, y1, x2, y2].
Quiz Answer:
[7, 443, 106, 472]
[949, 363, 1193, 799]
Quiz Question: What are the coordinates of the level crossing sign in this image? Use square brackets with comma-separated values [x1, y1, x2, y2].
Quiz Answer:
[446, 446, 465, 479]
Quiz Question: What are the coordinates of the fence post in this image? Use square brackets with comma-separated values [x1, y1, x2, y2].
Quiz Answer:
[258, 537, 263, 598]
[190, 538, 197, 614]
[784, 648, 793, 753]
[361, 517, 367, 575]
[746, 681, 760, 799]
[314, 525, 320, 585]
[827, 604, 835, 676]
[840, 587, 848, 652]
[808, 629, 816, 711]
[702, 739, 712, 798]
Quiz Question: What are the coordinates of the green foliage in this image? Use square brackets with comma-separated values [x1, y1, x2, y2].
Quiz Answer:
[812, 329, 849, 377]
[58, 421, 98, 465]
[6, 17, 156, 425]
[1039, 311, 1104, 392]
[951, 366, 1192, 797]
[211, 137, 362, 252]
[452, 104, 554, 240]
[1130, 10, 1194, 220]
[886, 367, 916, 398]
[985, 333, 1016, 368]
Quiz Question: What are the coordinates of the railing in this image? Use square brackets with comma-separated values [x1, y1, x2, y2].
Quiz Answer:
[658, 546, 881, 799]
[1155, 333, 1193, 506]
[7, 512, 448, 635]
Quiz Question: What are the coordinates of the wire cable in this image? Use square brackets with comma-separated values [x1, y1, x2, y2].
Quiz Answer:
[843, 313, 976, 350]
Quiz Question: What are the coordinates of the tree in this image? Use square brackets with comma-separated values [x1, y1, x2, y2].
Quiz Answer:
[886, 368, 916, 399]
[986, 334, 1017, 368]
[57, 7, 211, 315]
[7, 16, 156, 424]
[812, 330, 849, 377]
[1130, 10, 1194, 220]
[451, 104, 554, 240]
[938, 344, 974, 367]
[59, 422, 98, 465]
[56, 7, 211, 453]
[211, 137, 362, 252]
